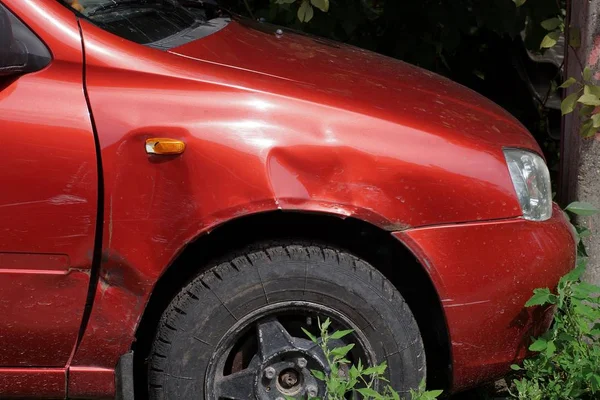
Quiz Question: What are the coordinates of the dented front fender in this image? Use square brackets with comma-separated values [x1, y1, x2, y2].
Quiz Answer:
[69, 19, 532, 396]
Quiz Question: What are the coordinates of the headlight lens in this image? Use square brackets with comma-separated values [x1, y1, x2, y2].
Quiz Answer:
[504, 149, 552, 221]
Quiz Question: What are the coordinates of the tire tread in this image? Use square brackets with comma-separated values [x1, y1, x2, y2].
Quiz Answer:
[148, 242, 425, 399]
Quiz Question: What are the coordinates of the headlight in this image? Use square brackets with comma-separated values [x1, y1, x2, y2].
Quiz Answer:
[503, 149, 552, 221]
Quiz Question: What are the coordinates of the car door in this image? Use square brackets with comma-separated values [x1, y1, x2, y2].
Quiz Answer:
[0, 0, 98, 368]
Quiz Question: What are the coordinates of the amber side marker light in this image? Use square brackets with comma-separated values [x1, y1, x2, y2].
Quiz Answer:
[145, 138, 186, 155]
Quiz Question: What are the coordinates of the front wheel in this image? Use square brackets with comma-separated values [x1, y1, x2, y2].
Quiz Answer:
[148, 243, 425, 399]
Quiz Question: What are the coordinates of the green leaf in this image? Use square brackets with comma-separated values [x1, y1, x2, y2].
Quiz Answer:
[356, 388, 382, 399]
[427, 390, 444, 398]
[575, 303, 600, 320]
[525, 288, 557, 307]
[558, 332, 575, 342]
[578, 93, 600, 106]
[320, 318, 331, 332]
[586, 85, 600, 98]
[574, 281, 600, 297]
[545, 340, 556, 356]
[297, 0, 314, 22]
[563, 263, 586, 283]
[513, 0, 526, 6]
[541, 31, 560, 49]
[302, 328, 318, 343]
[510, 364, 522, 371]
[541, 18, 562, 31]
[311, 369, 325, 381]
[474, 70, 485, 80]
[329, 329, 353, 340]
[560, 77, 578, 89]
[562, 93, 579, 115]
[348, 365, 359, 381]
[584, 66, 593, 81]
[529, 338, 548, 352]
[310, 0, 329, 12]
[327, 375, 342, 395]
[363, 362, 387, 376]
[330, 343, 355, 359]
[593, 113, 600, 128]
[566, 201, 600, 216]
[584, 84, 600, 97]
[580, 119, 597, 138]
[580, 104, 596, 117]
[591, 374, 600, 392]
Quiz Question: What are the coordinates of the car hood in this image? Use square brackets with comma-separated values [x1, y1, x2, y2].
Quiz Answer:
[169, 18, 540, 151]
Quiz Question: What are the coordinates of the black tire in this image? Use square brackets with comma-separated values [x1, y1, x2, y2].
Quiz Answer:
[148, 243, 425, 399]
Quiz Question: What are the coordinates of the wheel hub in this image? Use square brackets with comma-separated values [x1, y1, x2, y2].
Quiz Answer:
[205, 302, 376, 400]
[256, 347, 323, 399]
[279, 368, 299, 389]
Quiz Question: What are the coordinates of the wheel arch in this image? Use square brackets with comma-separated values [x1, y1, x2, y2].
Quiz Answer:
[133, 211, 452, 395]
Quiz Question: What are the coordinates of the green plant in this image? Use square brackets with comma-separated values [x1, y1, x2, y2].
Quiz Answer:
[274, 0, 329, 23]
[564, 201, 599, 257]
[510, 201, 600, 400]
[526, 0, 600, 138]
[299, 318, 442, 400]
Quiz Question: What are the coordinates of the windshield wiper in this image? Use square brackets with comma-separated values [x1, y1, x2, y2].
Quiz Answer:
[87, 0, 175, 16]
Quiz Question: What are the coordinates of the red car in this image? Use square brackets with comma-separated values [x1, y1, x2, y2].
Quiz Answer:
[0, 0, 575, 399]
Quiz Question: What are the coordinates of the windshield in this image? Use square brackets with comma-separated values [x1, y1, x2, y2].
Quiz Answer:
[61, 0, 229, 49]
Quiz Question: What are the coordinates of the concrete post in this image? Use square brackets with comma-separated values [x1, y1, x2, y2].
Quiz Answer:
[560, 0, 600, 285]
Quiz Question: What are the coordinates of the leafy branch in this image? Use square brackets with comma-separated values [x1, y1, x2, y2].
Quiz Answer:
[299, 318, 442, 400]
[528, 1, 600, 138]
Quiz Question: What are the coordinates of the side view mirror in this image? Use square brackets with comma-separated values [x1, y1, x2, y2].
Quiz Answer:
[0, 5, 51, 78]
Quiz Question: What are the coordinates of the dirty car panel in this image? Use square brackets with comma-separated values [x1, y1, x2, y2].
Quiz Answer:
[396, 203, 576, 390]
[0, 0, 97, 370]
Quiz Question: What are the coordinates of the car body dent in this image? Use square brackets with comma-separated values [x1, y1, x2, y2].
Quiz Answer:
[68, 11, 548, 391]
[65, 17, 524, 393]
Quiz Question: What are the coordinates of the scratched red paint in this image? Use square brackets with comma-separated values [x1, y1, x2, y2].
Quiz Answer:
[0, 0, 575, 398]
[396, 203, 575, 390]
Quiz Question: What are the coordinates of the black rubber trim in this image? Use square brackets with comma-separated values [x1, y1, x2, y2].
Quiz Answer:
[116, 352, 135, 400]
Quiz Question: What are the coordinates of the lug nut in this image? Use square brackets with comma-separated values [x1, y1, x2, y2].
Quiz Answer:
[264, 366, 276, 379]
[306, 384, 318, 397]
[297, 357, 307, 368]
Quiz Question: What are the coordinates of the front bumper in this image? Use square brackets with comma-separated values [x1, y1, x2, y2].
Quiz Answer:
[394, 203, 576, 391]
